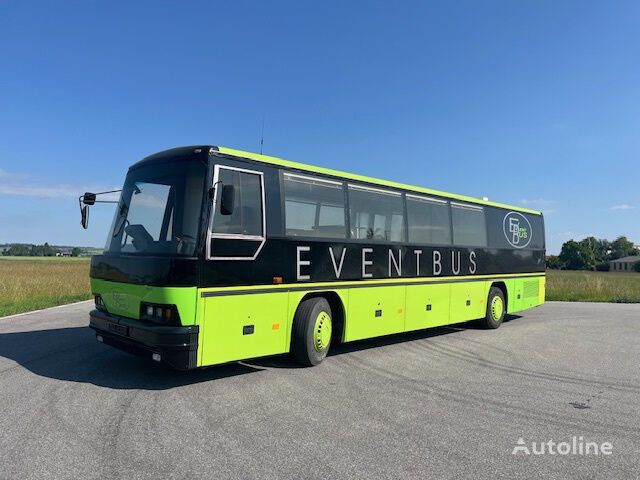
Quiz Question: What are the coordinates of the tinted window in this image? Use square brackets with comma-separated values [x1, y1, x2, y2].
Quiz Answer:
[407, 195, 451, 245]
[451, 202, 487, 247]
[485, 207, 545, 249]
[212, 168, 263, 236]
[348, 185, 405, 242]
[283, 173, 346, 238]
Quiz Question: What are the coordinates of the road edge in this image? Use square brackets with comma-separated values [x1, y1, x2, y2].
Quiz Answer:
[0, 299, 93, 321]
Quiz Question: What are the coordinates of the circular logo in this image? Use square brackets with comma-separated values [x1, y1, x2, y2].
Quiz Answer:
[503, 211, 532, 249]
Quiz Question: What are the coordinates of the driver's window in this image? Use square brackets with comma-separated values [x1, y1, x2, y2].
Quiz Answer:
[212, 168, 263, 236]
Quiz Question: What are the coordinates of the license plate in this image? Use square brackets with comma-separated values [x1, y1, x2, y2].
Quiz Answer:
[107, 322, 128, 336]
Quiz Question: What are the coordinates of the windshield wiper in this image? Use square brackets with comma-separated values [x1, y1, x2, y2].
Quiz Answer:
[112, 202, 130, 237]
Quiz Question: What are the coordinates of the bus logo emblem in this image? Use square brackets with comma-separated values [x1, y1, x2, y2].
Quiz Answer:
[111, 291, 128, 310]
[503, 212, 532, 248]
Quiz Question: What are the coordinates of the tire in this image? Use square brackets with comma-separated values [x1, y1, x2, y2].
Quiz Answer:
[291, 297, 333, 366]
[480, 286, 506, 329]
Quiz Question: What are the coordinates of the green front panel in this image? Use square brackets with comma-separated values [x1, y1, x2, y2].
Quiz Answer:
[90, 279, 198, 324]
[345, 286, 405, 341]
[199, 292, 289, 366]
[404, 283, 450, 331]
[449, 281, 489, 323]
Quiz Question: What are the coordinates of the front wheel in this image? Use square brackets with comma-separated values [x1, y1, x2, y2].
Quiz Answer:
[291, 297, 333, 366]
[480, 286, 506, 329]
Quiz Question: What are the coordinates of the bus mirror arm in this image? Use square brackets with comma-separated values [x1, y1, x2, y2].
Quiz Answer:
[78, 190, 121, 229]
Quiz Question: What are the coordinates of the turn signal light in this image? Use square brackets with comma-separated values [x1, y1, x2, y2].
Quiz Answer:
[140, 302, 180, 326]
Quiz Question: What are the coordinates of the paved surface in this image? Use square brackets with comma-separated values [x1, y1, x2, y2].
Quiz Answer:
[0, 301, 639, 479]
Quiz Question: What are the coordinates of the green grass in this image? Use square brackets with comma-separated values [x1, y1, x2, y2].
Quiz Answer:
[0, 258, 92, 317]
[0, 256, 91, 262]
[546, 269, 640, 303]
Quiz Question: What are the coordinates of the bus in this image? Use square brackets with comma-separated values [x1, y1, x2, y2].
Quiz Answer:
[83, 145, 545, 369]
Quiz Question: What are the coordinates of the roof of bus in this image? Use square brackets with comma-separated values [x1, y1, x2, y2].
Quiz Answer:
[215, 146, 542, 215]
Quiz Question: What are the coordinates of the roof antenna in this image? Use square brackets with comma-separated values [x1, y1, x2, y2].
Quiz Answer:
[260, 117, 265, 155]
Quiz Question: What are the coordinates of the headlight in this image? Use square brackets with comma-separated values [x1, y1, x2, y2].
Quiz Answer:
[139, 302, 180, 325]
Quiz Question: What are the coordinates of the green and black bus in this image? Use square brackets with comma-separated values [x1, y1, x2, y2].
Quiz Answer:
[84, 145, 545, 369]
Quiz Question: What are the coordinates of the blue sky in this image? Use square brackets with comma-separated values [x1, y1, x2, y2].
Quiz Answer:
[0, 1, 638, 254]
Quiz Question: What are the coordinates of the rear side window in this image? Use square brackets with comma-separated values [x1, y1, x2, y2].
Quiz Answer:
[211, 168, 263, 236]
[348, 184, 405, 242]
[451, 202, 487, 247]
[283, 173, 347, 238]
[406, 194, 451, 245]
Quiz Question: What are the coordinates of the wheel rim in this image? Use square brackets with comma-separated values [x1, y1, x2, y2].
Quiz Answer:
[491, 295, 504, 321]
[313, 311, 332, 352]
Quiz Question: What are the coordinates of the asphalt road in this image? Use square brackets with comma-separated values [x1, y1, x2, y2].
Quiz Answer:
[0, 301, 639, 479]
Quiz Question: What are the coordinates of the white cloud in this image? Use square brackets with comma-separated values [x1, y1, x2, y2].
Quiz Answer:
[0, 167, 122, 200]
[0, 168, 27, 180]
[610, 204, 634, 210]
[0, 184, 79, 198]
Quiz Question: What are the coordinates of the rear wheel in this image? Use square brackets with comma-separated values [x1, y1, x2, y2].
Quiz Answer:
[480, 286, 505, 329]
[291, 297, 333, 366]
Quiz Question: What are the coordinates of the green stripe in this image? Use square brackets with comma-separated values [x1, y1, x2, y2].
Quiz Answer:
[215, 146, 542, 215]
[200, 273, 545, 297]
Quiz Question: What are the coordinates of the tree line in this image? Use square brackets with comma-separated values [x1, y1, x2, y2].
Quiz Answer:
[547, 236, 640, 271]
[1, 243, 83, 257]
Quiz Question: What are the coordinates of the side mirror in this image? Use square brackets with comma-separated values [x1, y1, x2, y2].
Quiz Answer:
[81, 205, 90, 229]
[82, 192, 97, 206]
[220, 184, 235, 215]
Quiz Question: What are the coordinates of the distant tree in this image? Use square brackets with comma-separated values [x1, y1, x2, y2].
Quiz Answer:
[579, 237, 601, 265]
[43, 242, 55, 257]
[71, 247, 82, 257]
[610, 236, 639, 260]
[596, 238, 611, 262]
[3, 244, 31, 256]
[546, 256, 564, 269]
[558, 239, 595, 270]
[634, 261, 640, 273]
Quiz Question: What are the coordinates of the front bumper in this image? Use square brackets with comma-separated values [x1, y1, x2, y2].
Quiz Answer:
[89, 309, 199, 370]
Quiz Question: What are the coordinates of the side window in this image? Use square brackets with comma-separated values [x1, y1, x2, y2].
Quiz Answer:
[283, 173, 346, 238]
[406, 195, 451, 245]
[348, 184, 405, 242]
[451, 202, 487, 247]
[211, 168, 263, 236]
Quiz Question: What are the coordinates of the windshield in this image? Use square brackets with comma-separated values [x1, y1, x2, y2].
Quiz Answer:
[105, 158, 207, 256]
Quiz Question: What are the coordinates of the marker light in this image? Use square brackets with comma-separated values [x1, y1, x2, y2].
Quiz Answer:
[146, 305, 154, 316]
[94, 295, 107, 312]
[152, 353, 161, 362]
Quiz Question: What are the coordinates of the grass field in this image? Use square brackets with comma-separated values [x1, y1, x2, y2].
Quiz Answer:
[0, 257, 91, 317]
[1, 257, 638, 318]
[546, 269, 640, 303]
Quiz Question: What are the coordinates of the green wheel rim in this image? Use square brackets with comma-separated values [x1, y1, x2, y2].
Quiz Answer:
[313, 311, 332, 352]
[491, 295, 504, 321]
